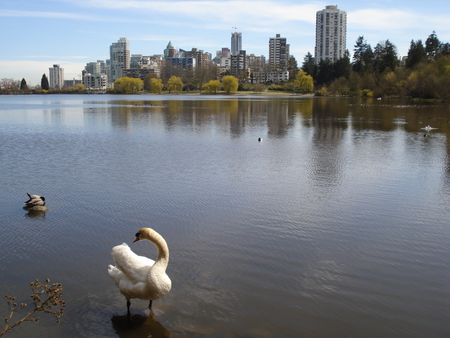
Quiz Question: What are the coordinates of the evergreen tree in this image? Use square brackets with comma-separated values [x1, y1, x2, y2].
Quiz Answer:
[301, 52, 316, 78]
[20, 78, 28, 91]
[334, 50, 351, 79]
[315, 59, 334, 86]
[439, 43, 450, 56]
[352, 36, 373, 74]
[425, 31, 440, 59]
[373, 40, 398, 73]
[287, 55, 299, 81]
[406, 40, 426, 68]
[41, 74, 49, 90]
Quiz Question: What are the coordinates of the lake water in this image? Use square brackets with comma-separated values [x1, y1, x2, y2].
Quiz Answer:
[0, 94, 449, 338]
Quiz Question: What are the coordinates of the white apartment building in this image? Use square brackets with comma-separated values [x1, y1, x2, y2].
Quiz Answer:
[252, 70, 289, 84]
[315, 5, 347, 63]
[49, 64, 64, 89]
[110, 37, 130, 83]
[82, 73, 108, 90]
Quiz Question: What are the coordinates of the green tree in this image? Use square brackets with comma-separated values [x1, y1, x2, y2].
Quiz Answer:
[202, 80, 221, 94]
[287, 55, 299, 81]
[20, 78, 28, 91]
[425, 31, 440, 59]
[41, 74, 49, 90]
[352, 36, 373, 74]
[222, 75, 239, 94]
[167, 75, 183, 93]
[143, 73, 158, 91]
[113, 77, 144, 94]
[439, 43, 450, 56]
[373, 40, 398, 73]
[75, 84, 85, 93]
[301, 52, 316, 77]
[406, 39, 427, 68]
[149, 78, 164, 94]
[294, 71, 314, 93]
[316, 59, 334, 86]
[334, 50, 351, 79]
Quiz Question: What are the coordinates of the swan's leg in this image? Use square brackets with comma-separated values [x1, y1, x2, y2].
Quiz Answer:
[127, 300, 131, 319]
[148, 300, 153, 310]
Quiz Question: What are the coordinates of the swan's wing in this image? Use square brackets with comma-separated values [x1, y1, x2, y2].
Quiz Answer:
[110, 243, 155, 283]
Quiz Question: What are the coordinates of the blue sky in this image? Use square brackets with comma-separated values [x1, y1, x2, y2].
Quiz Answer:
[1, 0, 449, 86]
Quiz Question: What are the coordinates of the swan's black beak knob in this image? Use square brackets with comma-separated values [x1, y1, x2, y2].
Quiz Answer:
[133, 232, 141, 243]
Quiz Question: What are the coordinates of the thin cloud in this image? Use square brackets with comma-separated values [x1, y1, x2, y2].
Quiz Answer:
[25, 55, 88, 59]
[0, 9, 97, 20]
[349, 9, 420, 30]
[59, 0, 318, 24]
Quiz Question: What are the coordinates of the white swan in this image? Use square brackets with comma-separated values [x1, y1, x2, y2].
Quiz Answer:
[108, 228, 171, 317]
[24, 193, 46, 207]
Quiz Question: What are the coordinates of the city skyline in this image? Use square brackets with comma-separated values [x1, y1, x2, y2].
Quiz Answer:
[1, 0, 449, 85]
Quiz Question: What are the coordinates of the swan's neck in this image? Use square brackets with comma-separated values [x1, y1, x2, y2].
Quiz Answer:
[149, 233, 169, 272]
[153, 243, 169, 270]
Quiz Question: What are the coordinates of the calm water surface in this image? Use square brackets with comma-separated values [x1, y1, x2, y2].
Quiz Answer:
[0, 94, 449, 337]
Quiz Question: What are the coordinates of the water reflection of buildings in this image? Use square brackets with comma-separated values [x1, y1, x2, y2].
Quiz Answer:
[81, 99, 306, 137]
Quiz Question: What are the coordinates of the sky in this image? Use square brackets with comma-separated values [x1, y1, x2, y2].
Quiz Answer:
[1, 0, 449, 86]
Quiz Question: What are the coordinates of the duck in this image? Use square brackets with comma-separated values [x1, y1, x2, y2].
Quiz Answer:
[258, 137, 263, 142]
[108, 228, 171, 318]
[423, 125, 437, 131]
[24, 193, 45, 207]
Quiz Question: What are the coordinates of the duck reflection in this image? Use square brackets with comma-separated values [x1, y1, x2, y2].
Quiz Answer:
[111, 313, 170, 338]
[23, 205, 48, 218]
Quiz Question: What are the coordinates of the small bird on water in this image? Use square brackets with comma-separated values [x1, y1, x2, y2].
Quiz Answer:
[24, 193, 46, 207]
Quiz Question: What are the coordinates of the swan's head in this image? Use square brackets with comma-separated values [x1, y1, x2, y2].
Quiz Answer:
[133, 227, 158, 243]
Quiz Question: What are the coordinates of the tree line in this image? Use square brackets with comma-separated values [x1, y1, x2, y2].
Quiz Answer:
[109, 75, 242, 94]
[300, 31, 450, 100]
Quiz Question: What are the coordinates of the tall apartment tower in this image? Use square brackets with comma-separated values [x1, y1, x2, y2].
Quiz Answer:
[315, 5, 347, 63]
[49, 64, 64, 89]
[110, 37, 130, 82]
[231, 32, 242, 55]
[269, 34, 290, 70]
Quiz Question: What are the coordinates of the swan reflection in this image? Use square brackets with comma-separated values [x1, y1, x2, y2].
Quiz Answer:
[111, 313, 170, 337]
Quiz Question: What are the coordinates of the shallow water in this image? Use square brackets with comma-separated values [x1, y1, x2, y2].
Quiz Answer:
[0, 94, 449, 337]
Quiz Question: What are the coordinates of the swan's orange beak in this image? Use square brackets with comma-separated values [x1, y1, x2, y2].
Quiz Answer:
[133, 237, 140, 243]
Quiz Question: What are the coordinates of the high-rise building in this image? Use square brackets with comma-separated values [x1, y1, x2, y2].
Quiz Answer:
[49, 64, 64, 89]
[231, 32, 242, 55]
[110, 37, 130, 82]
[315, 5, 347, 63]
[230, 50, 246, 77]
[269, 34, 289, 70]
[84, 61, 101, 75]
